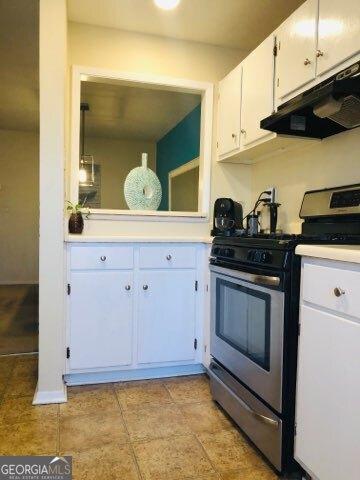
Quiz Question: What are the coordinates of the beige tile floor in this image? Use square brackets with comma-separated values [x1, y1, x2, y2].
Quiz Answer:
[0, 355, 279, 480]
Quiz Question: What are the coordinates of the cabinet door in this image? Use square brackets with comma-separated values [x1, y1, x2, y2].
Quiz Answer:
[138, 270, 196, 364]
[217, 64, 242, 157]
[295, 305, 360, 480]
[241, 34, 275, 147]
[317, 0, 360, 76]
[276, 0, 317, 100]
[69, 271, 133, 370]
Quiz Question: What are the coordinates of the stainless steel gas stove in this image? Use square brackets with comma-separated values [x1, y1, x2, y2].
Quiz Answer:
[208, 184, 360, 476]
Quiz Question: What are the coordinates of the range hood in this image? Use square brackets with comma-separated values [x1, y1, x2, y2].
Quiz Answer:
[261, 62, 360, 139]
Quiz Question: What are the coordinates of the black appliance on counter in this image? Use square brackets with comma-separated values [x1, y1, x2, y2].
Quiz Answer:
[260, 61, 360, 139]
[209, 184, 360, 476]
[211, 198, 243, 236]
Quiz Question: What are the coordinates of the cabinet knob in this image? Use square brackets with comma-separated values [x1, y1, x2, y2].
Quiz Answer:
[125, 285, 131, 291]
[100, 255, 107, 261]
[166, 254, 172, 260]
[240, 129, 246, 135]
[231, 133, 236, 139]
[143, 285, 149, 290]
[316, 49, 324, 58]
[304, 58, 311, 66]
[334, 287, 345, 297]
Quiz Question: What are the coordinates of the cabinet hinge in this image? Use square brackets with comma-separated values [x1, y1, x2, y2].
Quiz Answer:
[273, 43, 278, 57]
[277, 78, 280, 87]
[67, 284, 71, 295]
[66, 347, 70, 359]
[294, 422, 297, 436]
[195, 280, 198, 291]
[194, 338, 198, 350]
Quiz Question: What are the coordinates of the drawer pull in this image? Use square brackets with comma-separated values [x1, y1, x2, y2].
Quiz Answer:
[125, 285, 131, 291]
[143, 285, 149, 290]
[304, 58, 311, 66]
[100, 255, 107, 261]
[334, 287, 345, 297]
[166, 254, 172, 261]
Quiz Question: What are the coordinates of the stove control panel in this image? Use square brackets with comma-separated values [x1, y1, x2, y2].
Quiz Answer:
[247, 249, 272, 264]
[211, 245, 279, 267]
[213, 247, 235, 258]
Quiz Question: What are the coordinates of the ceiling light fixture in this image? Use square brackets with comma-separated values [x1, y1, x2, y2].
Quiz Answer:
[154, 0, 180, 10]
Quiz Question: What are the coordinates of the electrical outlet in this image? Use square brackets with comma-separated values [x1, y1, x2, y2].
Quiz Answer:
[267, 186, 276, 203]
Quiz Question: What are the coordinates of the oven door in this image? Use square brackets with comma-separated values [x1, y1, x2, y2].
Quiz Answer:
[210, 264, 284, 413]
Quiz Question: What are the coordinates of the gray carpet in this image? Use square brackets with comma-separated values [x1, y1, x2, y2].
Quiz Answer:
[0, 285, 38, 355]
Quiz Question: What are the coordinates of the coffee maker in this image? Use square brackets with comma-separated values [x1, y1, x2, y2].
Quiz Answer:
[211, 198, 243, 236]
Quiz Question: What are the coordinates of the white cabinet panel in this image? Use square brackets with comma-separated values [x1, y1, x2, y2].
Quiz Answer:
[276, 0, 318, 100]
[302, 261, 360, 317]
[70, 245, 133, 270]
[241, 34, 275, 147]
[138, 270, 196, 364]
[295, 305, 360, 480]
[217, 64, 242, 157]
[317, 0, 360, 76]
[139, 245, 196, 269]
[69, 270, 133, 370]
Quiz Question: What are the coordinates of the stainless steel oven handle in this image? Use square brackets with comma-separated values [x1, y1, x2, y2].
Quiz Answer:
[210, 364, 279, 429]
[210, 265, 280, 287]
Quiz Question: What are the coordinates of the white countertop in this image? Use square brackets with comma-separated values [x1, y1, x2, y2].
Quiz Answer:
[296, 244, 360, 264]
[66, 234, 212, 244]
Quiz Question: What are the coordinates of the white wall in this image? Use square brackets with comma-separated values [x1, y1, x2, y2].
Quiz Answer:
[0, 129, 38, 284]
[84, 136, 156, 210]
[68, 22, 252, 237]
[36, 0, 67, 404]
[252, 128, 360, 233]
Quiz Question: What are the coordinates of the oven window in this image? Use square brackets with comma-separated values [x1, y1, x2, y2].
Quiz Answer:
[216, 279, 271, 371]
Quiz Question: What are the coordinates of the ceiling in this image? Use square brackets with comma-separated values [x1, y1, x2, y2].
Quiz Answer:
[0, 0, 38, 132]
[81, 80, 201, 141]
[68, 0, 305, 51]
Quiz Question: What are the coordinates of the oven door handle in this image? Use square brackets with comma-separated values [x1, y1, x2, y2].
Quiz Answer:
[210, 265, 280, 287]
[209, 364, 279, 429]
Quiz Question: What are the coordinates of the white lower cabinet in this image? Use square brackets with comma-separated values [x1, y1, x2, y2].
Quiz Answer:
[66, 243, 203, 377]
[69, 270, 133, 370]
[138, 270, 196, 364]
[295, 257, 360, 480]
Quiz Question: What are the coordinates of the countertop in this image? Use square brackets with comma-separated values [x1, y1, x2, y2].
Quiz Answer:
[66, 234, 213, 244]
[296, 244, 360, 264]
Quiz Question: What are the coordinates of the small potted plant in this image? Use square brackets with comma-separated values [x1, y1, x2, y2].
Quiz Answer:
[66, 201, 89, 234]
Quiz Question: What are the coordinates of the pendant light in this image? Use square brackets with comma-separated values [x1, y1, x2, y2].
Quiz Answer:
[79, 102, 95, 186]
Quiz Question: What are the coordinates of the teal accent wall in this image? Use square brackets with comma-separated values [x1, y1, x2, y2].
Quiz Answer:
[156, 104, 201, 211]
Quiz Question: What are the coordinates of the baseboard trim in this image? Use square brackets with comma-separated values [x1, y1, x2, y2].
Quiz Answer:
[32, 382, 67, 405]
[64, 363, 206, 386]
[0, 281, 38, 285]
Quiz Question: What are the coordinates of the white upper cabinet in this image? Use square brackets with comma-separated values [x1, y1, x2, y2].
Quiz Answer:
[316, 0, 360, 76]
[241, 34, 275, 147]
[217, 64, 242, 158]
[276, 0, 318, 100]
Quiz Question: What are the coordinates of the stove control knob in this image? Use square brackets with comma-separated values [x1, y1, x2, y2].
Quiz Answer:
[224, 248, 234, 258]
[213, 247, 220, 255]
[254, 250, 262, 262]
[261, 251, 272, 263]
